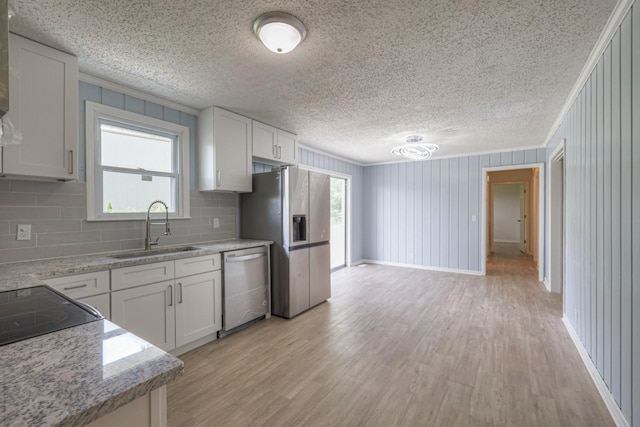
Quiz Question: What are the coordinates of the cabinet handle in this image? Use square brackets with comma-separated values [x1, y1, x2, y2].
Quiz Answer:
[168, 284, 173, 306]
[178, 282, 183, 303]
[63, 283, 87, 291]
[216, 170, 221, 187]
[272, 144, 277, 158]
[68, 150, 74, 174]
[277, 145, 281, 159]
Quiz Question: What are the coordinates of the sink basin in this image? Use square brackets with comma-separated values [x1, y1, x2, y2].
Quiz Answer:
[109, 246, 200, 260]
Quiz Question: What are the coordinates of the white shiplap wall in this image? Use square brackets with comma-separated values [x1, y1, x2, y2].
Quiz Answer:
[362, 149, 545, 273]
[547, 5, 639, 425]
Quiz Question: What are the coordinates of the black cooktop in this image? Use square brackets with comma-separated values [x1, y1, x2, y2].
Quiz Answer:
[0, 285, 103, 346]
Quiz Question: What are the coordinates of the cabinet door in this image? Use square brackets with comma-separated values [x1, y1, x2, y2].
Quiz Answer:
[214, 107, 252, 192]
[277, 129, 298, 165]
[175, 271, 222, 347]
[3, 34, 78, 180]
[310, 244, 331, 307]
[111, 281, 176, 352]
[252, 121, 277, 161]
[78, 294, 111, 321]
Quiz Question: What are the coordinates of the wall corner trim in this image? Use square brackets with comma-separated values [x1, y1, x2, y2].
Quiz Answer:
[562, 316, 630, 427]
[543, 0, 635, 147]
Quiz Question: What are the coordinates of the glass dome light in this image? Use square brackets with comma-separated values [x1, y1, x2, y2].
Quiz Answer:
[253, 12, 307, 54]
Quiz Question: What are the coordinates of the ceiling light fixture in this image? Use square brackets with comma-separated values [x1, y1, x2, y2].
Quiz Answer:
[391, 135, 439, 160]
[253, 12, 306, 54]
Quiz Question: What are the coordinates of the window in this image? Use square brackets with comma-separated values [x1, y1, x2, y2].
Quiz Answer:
[86, 101, 190, 220]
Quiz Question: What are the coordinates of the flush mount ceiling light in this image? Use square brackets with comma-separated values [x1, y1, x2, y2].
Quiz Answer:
[391, 135, 439, 160]
[253, 11, 306, 54]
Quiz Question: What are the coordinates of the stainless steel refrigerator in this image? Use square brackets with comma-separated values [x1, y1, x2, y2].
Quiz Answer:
[240, 167, 331, 318]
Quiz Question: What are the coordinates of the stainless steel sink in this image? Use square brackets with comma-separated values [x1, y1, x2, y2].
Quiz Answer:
[109, 246, 199, 260]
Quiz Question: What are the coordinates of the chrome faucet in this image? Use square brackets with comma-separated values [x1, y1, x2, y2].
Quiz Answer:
[145, 200, 171, 250]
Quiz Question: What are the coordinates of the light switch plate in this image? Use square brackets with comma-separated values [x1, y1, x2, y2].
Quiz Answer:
[213, 218, 220, 228]
[17, 224, 31, 241]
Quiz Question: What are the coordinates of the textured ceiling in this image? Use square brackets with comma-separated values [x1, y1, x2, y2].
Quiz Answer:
[10, 0, 617, 164]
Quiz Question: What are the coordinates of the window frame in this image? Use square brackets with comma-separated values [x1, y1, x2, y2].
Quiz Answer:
[86, 101, 191, 221]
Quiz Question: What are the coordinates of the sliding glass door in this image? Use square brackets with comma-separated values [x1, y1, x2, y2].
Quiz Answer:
[330, 177, 346, 269]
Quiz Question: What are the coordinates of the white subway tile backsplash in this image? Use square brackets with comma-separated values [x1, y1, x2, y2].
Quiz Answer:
[0, 193, 37, 206]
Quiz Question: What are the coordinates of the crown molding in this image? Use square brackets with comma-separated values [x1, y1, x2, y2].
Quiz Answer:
[544, 0, 634, 147]
[298, 143, 366, 167]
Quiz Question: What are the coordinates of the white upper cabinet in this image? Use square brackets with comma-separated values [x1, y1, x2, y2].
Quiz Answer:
[198, 106, 252, 192]
[2, 34, 78, 180]
[276, 128, 298, 165]
[251, 120, 298, 166]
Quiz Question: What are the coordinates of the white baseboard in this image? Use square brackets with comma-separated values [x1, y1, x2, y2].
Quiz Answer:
[562, 316, 629, 427]
[360, 259, 483, 276]
[350, 259, 366, 266]
[543, 278, 551, 292]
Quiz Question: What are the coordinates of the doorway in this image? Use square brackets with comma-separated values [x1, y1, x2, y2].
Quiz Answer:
[482, 164, 544, 281]
[330, 176, 347, 270]
[548, 142, 565, 294]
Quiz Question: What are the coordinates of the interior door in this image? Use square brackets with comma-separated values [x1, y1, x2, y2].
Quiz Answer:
[519, 184, 528, 253]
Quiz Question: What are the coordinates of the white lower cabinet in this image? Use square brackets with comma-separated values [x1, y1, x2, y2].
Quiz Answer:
[111, 255, 222, 352]
[175, 271, 222, 348]
[111, 280, 176, 352]
[44, 270, 111, 320]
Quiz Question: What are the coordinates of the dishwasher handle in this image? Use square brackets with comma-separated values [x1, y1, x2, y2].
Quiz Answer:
[225, 252, 266, 262]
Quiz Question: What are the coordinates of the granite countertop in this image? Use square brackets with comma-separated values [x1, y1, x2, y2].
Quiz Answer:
[0, 238, 272, 292]
[1, 318, 183, 426]
[0, 238, 271, 426]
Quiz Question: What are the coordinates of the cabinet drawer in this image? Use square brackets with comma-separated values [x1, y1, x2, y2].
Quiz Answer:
[45, 270, 109, 299]
[111, 261, 175, 291]
[175, 254, 221, 277]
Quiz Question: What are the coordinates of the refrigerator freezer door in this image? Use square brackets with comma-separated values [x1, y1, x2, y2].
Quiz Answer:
[309, 171, 330, 244]
[288, 247, 310, 317]
[310, 243, 331, 307]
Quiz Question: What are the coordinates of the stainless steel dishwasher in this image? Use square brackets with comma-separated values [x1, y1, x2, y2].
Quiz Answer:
[222, 246, 269, 334]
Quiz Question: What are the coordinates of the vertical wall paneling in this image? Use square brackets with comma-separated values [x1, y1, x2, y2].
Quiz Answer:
[406, 163, 414, 263]
[390, 164, 399, 263]
[579, 87, 586, 343]
[430, 161, 441, 267]
[620, 12, 632, 421]
[469, 156, 480, 271]
[585, 74, 592, 354]
[603, 41, 613, 389]
[611, 27, 622, 405]
[590, 70, 598, 365]
[384, 166, 391, 261]
[398, 163, 405, 263]
[421, 161, 431, 266]
[449, 158, 459, 269]
[631, 4, 640, 424]
[596, 55, 605, 376]
[439, 159, 450, 267]
[376, 166, 384, 261]
[414, 162, 423, 264]
[459, 157, 470, 270]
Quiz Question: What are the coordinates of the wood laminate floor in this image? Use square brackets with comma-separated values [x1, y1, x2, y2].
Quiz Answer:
[167, 247, 613, 426]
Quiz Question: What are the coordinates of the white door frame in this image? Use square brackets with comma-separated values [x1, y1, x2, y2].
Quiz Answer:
[298, 164, 352, 267]
[547, 141, 565, 293]
[481, 163, 545, 281]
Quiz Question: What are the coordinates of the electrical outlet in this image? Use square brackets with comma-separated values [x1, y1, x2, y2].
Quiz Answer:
[213, 218, 220, 228]
[17, 224, 31, 241]
[472, 215, 477, 222]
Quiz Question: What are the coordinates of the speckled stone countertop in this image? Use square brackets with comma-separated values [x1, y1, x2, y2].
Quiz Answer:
[0, 238, 272, 291]
[1, 319, 183, 426]
[0, 238, 271, 426]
